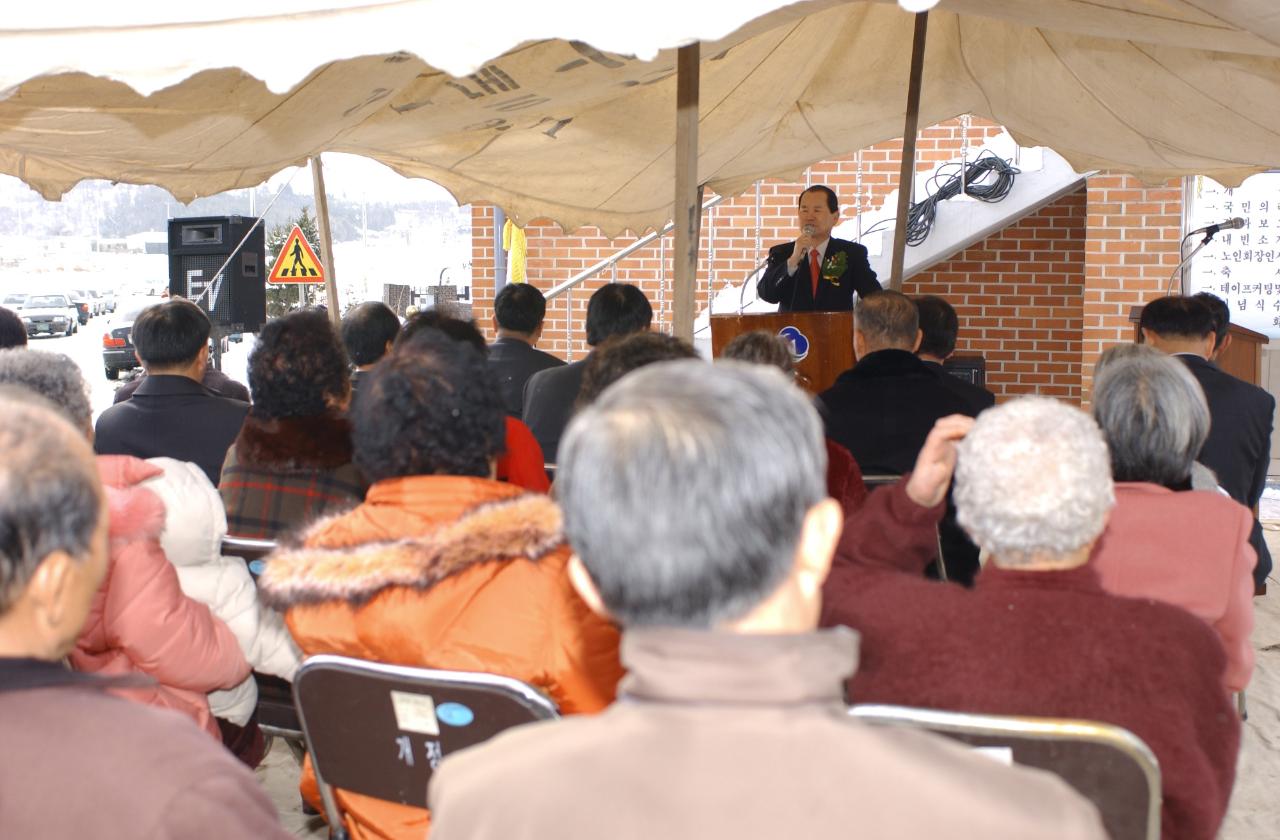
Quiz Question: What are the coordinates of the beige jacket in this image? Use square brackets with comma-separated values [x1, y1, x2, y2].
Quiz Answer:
[429, 626, 1106, 840]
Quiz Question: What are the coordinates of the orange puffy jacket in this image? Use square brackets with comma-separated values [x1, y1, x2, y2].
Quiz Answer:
[259, 475, 623, 840]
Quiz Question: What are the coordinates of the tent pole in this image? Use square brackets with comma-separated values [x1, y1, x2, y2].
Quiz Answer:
[889, 11, 929, 290]
[310, 154, 341, 325]
[672, 43, 701, 342]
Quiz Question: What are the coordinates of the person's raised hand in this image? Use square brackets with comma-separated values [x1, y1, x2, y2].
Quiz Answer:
[788, 232, 820, 269]
[904, 414, 974, 508]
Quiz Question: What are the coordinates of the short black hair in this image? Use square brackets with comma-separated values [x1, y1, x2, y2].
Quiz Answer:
[577, 332, 699, 408]
[494, 284, 548, 335]
[799, 185, 839, 213]
[1139, 296, 1215, 340]
[341, 302, 400, 367]
[249, 310, 350, 419]
[397, 310, 488, 355]
[0, 307, 26, 349]
[1192, 292, 1230, 350]
[585, 284, 652, 347]
[915, 295, 959, 359]
[131, 300, 210, 367]
[353, 330, 505, 482]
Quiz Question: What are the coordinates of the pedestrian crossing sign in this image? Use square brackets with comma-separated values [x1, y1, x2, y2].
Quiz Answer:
[268, 226, 326, 284]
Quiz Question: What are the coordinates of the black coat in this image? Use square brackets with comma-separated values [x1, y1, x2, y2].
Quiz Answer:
[488, 337, 565, 419]
[94, 374, 249, 488]
[113, 367, 249, 404]
[757, 237, 880, 312]
[522, 358, 588, 464]
[819, 349, 972, 476]
[920, 360, 996, 417]
[1177, 354, 1274, 586]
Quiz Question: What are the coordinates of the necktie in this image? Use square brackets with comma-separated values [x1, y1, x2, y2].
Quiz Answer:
[809, 248, 820, 300]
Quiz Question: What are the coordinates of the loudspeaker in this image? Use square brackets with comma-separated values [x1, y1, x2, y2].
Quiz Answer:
[168, 215, 266, 333]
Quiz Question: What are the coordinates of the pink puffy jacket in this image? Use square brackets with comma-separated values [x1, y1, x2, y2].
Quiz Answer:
[69, 455, 251, 738]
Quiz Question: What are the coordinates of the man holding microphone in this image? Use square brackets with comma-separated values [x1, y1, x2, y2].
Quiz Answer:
[758, 185, 881, 311]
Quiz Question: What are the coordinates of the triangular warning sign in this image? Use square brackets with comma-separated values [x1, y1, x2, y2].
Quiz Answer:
[268, 226, 326, 284]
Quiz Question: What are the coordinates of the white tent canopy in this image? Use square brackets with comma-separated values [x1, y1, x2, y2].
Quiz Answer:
[3, 0, 1280, 234]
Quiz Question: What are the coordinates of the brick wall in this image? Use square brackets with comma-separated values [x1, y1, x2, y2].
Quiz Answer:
[469, 118, 1186, 401]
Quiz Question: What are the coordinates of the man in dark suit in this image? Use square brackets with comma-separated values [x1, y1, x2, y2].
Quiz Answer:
[341, 301, 401, 400]
[95, 299, 249, 487]
[112, 365, 249, 404]
[523, 283, 652, 464]
[488, 283, 564, 418]
[915, 295, 996, 416]
[1141, 295, 1274, 588]
[820, 291, 971, 476]
[757, 185, 880, 311]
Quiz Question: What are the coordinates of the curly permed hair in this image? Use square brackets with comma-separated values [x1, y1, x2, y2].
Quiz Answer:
[248, 309, 350, 419]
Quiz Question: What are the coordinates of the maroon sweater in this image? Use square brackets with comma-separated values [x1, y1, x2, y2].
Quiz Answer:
[822, 481, 1240, 840]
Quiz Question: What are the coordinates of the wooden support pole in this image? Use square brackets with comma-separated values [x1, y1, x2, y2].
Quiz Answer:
[672, 43, 701, 342]
[310, 155, 341, 326]
[889, 11, 930, 290]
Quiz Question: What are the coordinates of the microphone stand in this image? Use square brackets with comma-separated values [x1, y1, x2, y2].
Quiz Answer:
[738, 258, 771, 314]
[1165, 228, 1222, 297]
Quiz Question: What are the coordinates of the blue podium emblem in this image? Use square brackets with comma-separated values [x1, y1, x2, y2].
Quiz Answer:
[778, 326, 810, 362]
[436, 702, 475, 727]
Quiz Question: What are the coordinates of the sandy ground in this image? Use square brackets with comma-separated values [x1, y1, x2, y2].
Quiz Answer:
[258, 533, 1280, 839]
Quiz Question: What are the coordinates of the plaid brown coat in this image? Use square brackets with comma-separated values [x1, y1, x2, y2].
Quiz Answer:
[219, 412, 366, 540]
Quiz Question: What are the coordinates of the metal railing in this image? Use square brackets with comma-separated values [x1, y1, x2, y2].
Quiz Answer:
[545, 193, 728, 360]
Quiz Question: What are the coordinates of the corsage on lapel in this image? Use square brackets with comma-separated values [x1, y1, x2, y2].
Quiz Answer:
[821, 250, 847, 286]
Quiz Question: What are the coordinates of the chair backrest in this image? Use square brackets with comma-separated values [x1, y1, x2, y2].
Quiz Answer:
[850, 704, 1160, 840]
[220, 536, 278, 577]
[294, 655, 559, 819]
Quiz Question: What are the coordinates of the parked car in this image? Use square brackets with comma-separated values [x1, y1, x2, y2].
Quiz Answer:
[87, 289, 108, 315]
[102, 304, 148, 380]
[98, 288, 117, 313]
[1, 293, 28, 310]
[20, 294, 77, 337]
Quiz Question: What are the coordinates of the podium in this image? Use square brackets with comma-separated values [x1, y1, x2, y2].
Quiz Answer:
[1127, 306, 1270, 387]
[710, 312, 854, 393]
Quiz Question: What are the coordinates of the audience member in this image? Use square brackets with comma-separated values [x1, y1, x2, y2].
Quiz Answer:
[145, 457, 303, 766]
[429, 361, 1105, 840]
[820, 290, 970, 474]
[0, 306, 26, 348]
[341, 301, 400, 397]
[489, 283, 564, 418]
[821, 398, 1239, 840]
[399, 311, 550, 491]
[259, 330, 622, 840]
[113, 364, 250, 404]
[1193, 291, 1232, 362]
[0, 397, 292, 840]
[0, 350, 251, 741]
[575, 331, 697, 408]
[1089, 345, 1255, 692]
[95, 300, 249, 486]
[523, 283, 652, 462]
[220, 310, 366, 539]
[1140, 295, 1273, 588]
[914, 294, 996, 415]
[722, 329, 867, 514]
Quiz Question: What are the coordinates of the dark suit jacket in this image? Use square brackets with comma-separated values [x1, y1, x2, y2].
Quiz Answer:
[94, 374, 250, 487]
[921, 360, 996, 416]
[488, 337, 565, 419]
[1177, 354, 1274, 586]
[820, 349, 972, 475]
[757, 237, 880, 312]
[113, 367, 250, 404]
[522, 358, 588, 464]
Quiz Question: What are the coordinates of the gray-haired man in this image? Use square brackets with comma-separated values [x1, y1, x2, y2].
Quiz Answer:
[429, 361, 1104, 840]
[0, 395, 292, 840]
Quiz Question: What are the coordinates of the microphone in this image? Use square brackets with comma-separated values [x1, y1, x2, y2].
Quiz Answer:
[1186, 217, 1245, 238]
[802, 224, 816, 236]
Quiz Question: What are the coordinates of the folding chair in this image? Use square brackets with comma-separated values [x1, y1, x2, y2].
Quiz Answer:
[294, 654, 559, 839]
[858, 474, 949, 582]
[850, 704, 1160, 840]
[220, 536, 304, 759]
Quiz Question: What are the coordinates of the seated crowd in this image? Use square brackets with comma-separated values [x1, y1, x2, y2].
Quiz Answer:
[0, 285, 1264, 840]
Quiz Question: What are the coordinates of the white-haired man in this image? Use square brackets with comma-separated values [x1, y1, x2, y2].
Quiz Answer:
[429, 362, 1105, 840]
[822, 397, 1239, 840]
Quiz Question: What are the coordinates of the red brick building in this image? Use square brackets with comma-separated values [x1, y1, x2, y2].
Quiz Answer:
[469, 116, 1185, 406]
